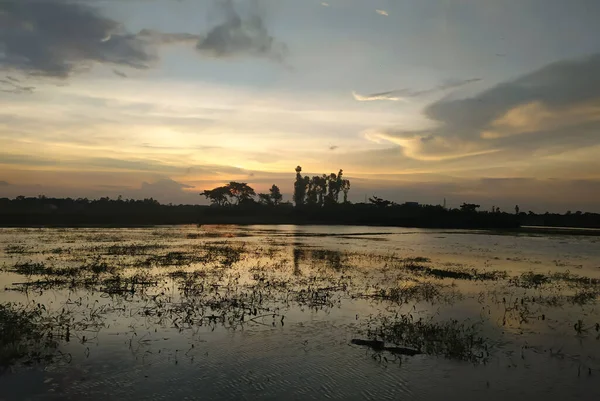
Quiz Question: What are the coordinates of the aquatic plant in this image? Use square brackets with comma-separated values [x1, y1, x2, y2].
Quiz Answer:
[366, 313, 489, 363]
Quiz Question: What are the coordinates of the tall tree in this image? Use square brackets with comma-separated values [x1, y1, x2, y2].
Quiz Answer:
[306, 178, 318, 205]
[341, 179, 351, 203]
[269, 185, 283, 205]
[293, 166, 308, 207]
[314, 175, 327, 206]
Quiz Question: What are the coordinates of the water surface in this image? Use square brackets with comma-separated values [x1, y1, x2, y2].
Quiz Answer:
[1, 225, 599, 400]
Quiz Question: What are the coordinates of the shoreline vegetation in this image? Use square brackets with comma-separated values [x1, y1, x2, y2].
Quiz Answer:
[1, 166, 599, 230]
[2, 201, 600, 233]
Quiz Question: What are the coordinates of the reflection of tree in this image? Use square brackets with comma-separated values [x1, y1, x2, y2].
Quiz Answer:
[292, 227, 304, 276]
[293, 244, 303, 276]
[311, 249, 343, 271]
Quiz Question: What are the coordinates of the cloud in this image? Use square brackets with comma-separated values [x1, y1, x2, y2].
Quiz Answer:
[112, 69, 128, 78]
[0, 180, 10, 186]
[366, 54, 600, 161]
[0, 78, 35, 94]
[140, 178, 193, 197]
[136, 29, 201, 45]
[195, 0, 287, 62]
[0, 0, 156, 77]
[352, 90, 410, 102]
[0, 0, 203, 78]
[376, 10, 389, 16]
[321, 2, 330, 7]
[353, 79, 481, 102]
[329, 145, 338, 151]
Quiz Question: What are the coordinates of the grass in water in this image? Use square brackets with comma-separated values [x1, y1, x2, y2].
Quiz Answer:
[366, 313, 489, 363]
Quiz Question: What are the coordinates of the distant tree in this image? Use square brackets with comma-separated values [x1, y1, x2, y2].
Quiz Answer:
[258, 193, 272, 206]
[460, 203, 480, 212]
[306, 178, 318, 205]
[269, 185, 283, 205]
[515, 205, 520, 214]
[294, 166, 350, 207]
[258, 185, 283, 206]
[227, 182, 256, 205]
[341, 179, 351, 203]
[201, 182, 256, 206]
[313, 175, 327, 206]
[369, 196, 394, 207]
[293, 166, 308, 207]
[201, 186, 230, 207]
[324, 169, 344, 204]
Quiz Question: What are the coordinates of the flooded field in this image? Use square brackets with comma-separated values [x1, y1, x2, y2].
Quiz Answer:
[1, 225, 600, 400]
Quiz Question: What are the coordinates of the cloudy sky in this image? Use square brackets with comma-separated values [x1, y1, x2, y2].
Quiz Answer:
[1, 0, 599, 212]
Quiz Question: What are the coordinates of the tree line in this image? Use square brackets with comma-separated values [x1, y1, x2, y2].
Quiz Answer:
[200, 166, 350, 208]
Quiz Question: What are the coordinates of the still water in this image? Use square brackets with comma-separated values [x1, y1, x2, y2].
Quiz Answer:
[1, 225, 599, 400]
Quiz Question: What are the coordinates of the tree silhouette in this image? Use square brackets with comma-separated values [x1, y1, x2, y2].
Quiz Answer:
[259, 185, 283, 206]
[341, 179, 351, 203]
[201, 182, 255, 206]
[227, 182, 255, 205]
[293, 166, 308, 207]
[201, 186, 230, 207]
[460, 203, 480, 212]
[294, 167, 351, 207]
[258, 193, 272, 205]
[369, 196, 394, 207]
[306, 177, 318, 205]
[269, 185, 283, 205]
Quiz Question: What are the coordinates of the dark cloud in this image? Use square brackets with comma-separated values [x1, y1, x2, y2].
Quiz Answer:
[0, 0, 287, 78]
[0, 0, 154, 77]
[196, 0, 287, 62]
[371, 54, 600, 160]
[426, 54, 600, 135]
[329, 145, 338, 151]
[112, 69, 128, 78]
[0, 180, 10, 186]
[136, 29, 201, 45]
[0, 0, 202, 79]
[353, 78, 481, 102]
[0, 77, 35, 94]
[0, 153, 59, 167]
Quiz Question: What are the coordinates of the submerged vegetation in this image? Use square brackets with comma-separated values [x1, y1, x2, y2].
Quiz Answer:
[365, 314, 489, 363]
[0, 303, 66, 370]
[0, 226, 599, 378]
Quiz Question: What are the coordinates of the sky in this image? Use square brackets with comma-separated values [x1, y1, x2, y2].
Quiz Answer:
[1, 0, 600, 212]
